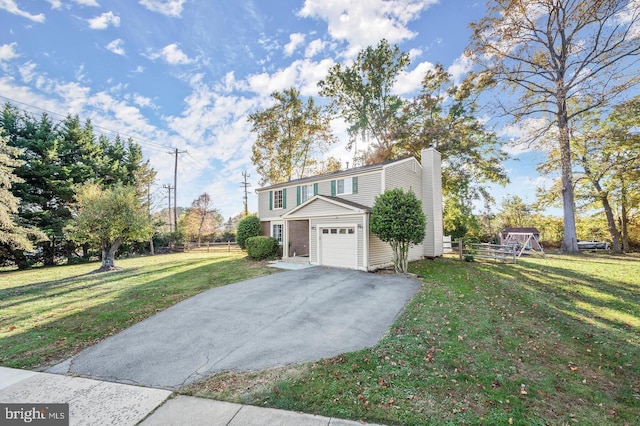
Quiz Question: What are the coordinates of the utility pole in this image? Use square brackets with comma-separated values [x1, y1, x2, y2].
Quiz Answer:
[169, 148, 186, 229]
[163, 184, 173, 232]
[240, 171, 251, 216]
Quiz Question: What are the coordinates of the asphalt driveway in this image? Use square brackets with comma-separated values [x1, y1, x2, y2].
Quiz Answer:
[53, 266, 421, 390]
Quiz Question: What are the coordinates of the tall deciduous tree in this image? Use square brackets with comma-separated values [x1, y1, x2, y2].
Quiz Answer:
[319, 39, 409, 163]
[395, 64, 509, 202]
[370, 188, 426, 273]
[469, 0, 640, 253]
[249, 87, 337, 186]
[66, 184, 152, 271]
[180, 192, 223, 246]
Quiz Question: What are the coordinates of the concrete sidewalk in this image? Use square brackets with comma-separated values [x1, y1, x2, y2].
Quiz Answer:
[0, 367, 381, 425]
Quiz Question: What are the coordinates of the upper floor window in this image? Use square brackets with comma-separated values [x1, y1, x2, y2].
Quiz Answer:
[272, 189, 284, 209]
[332, 177, 357, 196]
[301, 184, 314, 203]
[337, 178, 352, 195]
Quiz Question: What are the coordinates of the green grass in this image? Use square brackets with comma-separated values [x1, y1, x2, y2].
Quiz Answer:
[182, 253, 640, 425]
[0, 252, 276, 370]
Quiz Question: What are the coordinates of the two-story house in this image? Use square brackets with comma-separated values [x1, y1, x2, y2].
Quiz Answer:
[255, 148, 443, 271]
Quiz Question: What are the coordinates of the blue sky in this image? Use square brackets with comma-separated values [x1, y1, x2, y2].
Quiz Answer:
[0, 0, 551, 219]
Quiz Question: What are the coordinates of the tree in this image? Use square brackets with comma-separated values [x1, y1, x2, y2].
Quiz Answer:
[537, 97, 640, 253]
[66, 184, 152, 271]
[0, 130, 45, 267]
[370, 188, 426, 273]
[318, 39, 409, 162]
[236, 215, 261, 250]
[496, 195, 534, 230]
[470, 0, 640, 253]
[1, 104, 158, 264]
[249, 87, 336, 186]
[180, 193, 223, 246]
[395, 64, 509, 203]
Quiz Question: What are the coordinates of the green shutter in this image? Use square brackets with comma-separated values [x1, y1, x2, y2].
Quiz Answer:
[331, 180, 336, 196]
[313, 183, 318, 195]
[352, 176, 358, 194]
[283, 188, 287, 209]
[297, 186, 301, 206]
[269, 191, 273, 210]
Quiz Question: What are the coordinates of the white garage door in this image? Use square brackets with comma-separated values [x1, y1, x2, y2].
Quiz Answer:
[319, 227, 357, 269]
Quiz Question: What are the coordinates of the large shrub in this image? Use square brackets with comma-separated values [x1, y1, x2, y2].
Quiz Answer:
[245, 236, 279, 260]
[370, 188, 426, 273]
[236, 215, 261, 250]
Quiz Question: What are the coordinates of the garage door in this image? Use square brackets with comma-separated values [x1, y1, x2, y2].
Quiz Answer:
[319, 227, 357, 269]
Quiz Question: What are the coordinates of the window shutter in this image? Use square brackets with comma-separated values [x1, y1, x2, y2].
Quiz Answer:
[283, 188, 287, 209]
[352, 176, 358, 194]
[269, 191, 273, 210]
[297, 186, 301, 206]
[313, 183, 318, 195]
[331, 180, 336, 196]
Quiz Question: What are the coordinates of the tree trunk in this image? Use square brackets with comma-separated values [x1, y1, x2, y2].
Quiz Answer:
[558, 107, 579, 253]
[590, 177, 621, 253]
[99, 237, 123, 271]
[42, 240, 56, 266]
[620, 177, 630, 253]
[599, 194, 622, 254]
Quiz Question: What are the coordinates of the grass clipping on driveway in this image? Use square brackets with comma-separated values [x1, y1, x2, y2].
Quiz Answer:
[182, 254, 640, 425]
[0, 252, 276, 370]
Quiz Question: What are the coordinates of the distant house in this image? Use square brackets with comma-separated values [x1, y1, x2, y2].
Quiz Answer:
[255, 148, 444, 271]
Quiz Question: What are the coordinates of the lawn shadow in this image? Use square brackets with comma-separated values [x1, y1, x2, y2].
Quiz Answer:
[0, 256, 274, 369]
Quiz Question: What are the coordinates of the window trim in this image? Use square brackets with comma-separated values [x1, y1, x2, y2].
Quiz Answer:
[336, 178, 352, 195]
[301, 184, 314, 203]
[271, 222, 283, 244]
[273, 189, 284, 209]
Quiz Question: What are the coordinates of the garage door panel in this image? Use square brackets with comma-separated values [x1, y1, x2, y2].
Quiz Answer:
[320, 227, 356, 269]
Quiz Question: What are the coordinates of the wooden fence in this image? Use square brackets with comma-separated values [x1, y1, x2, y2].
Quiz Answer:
[451, 241, 517, 264]
[165, 241, 241, 253]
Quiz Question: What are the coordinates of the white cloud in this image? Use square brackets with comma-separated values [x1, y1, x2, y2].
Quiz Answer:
[246, 58, 335, 97]
[298, 0, 438, 54]
[284, 33, 305, 56]
[18, 62, 37, 83]
[74, 0, 100, 5]
[148, 43, 193, 65]
[0, 0, 45, 22]
[394, 60, 434, 95]
[0, 42, 19, 62]
[447, 54, 472, 84]
[499, 117, 553, 155]
[46, 0, 62, 9]
[87, 11, 120, 30]
[305, 38, 326, 58]
[139, 0, 186, 17]
[106, 38, 125, 55]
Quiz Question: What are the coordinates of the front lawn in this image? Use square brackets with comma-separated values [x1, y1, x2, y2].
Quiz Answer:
[183, 254, 640, 425]
[0, 252, 276, 370]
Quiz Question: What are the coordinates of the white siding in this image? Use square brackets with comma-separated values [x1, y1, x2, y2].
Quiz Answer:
[286, 198, 356, 219]
[384, 158, 422, 194]
[368, 234, 424, 270]
[422, 148, 443, 257]
[335, 171, 382, 206]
